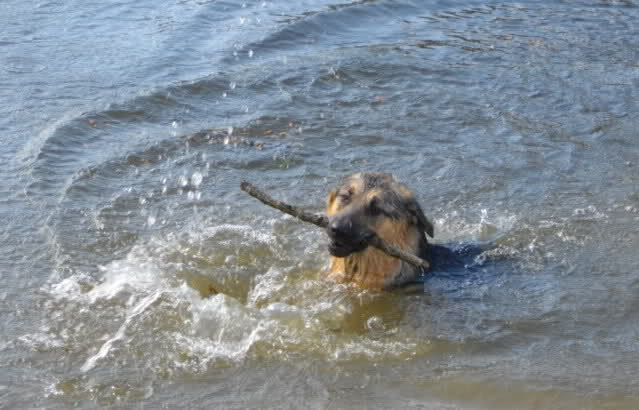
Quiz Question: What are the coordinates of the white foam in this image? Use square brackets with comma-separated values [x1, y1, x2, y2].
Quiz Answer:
[43, 224, 437, 372]
[434, 208, 518, 242]
[89, 255, 161, 305]
[18, 333, 64, 351]
[201, 223, 276, 245]
[172, 287, 273, 368]
[572, 205, 607, 220]
[81, 290, 164, 372]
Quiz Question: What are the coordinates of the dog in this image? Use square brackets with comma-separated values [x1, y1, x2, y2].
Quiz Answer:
[326, 172, 435, 290]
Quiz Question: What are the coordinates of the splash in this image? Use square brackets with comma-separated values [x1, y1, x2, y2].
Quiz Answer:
[81, 290, 164, 372]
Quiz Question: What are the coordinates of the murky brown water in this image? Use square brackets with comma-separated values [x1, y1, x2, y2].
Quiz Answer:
[2, 0, 639, 408]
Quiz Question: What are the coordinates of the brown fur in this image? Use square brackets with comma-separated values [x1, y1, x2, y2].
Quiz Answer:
[326, 172, 434, 290]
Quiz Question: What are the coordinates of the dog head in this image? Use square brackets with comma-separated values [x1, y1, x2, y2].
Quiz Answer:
[325, 172, 434, 258]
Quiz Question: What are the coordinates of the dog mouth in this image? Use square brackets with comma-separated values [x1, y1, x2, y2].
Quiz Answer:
[328, 238, 370, 257]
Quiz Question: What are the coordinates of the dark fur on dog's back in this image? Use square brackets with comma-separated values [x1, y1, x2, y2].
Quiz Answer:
[326, 173, 434, 290]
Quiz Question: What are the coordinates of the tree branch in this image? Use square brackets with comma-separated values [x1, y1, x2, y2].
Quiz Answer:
[240, 181, 430, 270]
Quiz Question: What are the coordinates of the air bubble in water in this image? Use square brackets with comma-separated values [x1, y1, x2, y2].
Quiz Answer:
[248, 49, 254, 58]
[172, 121, 178, 128]
[367, 316, 385, 331]
[191, 171, 203, 187]
[179, 175, 188, 187]
[147, 215, 156, 226]
[230, 82, 236, 90]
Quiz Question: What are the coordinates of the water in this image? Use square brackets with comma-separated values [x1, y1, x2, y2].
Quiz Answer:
[2, 0, 639, 408]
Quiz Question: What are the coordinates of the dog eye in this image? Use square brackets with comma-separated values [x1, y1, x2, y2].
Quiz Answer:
[337, 193, 350, 202]
[368, 198, 382, 215]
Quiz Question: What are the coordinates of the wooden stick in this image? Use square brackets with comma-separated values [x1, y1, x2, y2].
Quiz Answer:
[240, 181, 431, 270]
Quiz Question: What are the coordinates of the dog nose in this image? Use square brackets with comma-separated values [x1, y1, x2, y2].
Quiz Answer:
[329, 219, 352, 238]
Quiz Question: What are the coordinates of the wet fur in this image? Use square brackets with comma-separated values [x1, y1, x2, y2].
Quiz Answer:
[326, 173, 434, 290]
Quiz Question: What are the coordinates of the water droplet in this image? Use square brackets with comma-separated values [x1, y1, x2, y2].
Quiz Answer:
[191, 171, 203, 187]
[230, 81, 236, 90]
[248, 49, 254, 58]
[366, 316, 384, 331]
[239, 17, 246, 25]
[171, 121, 178, 128]
[187, 191, 194, 200]
[179, 175, 188, 187]
[147, 215, 156, 226]
[227, 126, 233, 135]
[222, 92, 227, 98]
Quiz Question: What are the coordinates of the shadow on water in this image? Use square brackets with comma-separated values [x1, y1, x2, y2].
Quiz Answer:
[399, 242, 512, 294]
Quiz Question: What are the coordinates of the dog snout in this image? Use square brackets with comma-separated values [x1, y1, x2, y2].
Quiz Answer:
[328, 217, 353, 240]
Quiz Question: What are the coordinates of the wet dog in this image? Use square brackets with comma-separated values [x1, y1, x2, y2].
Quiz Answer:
[326, 172, 435, 290]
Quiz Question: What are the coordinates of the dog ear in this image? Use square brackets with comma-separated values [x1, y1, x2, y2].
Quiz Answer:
[408, 199, 434, 238]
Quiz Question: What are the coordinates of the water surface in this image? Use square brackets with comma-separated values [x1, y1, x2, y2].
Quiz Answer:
[2, 0, 639, 408]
